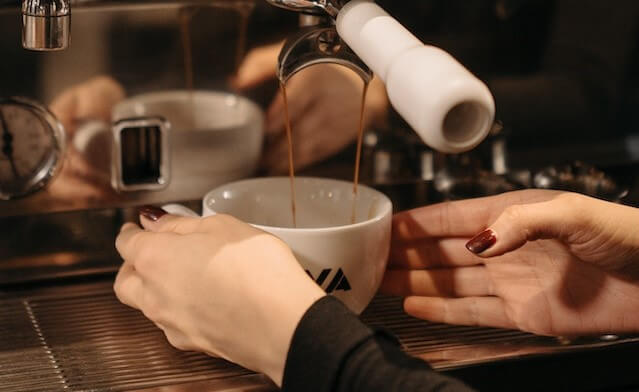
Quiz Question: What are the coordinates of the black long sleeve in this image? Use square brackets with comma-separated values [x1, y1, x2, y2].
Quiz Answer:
[281, 296, 475, 392]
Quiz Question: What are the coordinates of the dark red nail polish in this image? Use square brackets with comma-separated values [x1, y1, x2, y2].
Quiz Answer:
[138, 205, 167, 222]
[465, 229, 497, 254]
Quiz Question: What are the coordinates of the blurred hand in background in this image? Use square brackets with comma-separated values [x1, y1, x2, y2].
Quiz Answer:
[50, 76, 125, 137]
[234, 42, 389, 174]
[46, 76, 125, 204]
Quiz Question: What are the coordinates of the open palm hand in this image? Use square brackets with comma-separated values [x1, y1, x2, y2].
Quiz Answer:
[381, 190, 639, 336]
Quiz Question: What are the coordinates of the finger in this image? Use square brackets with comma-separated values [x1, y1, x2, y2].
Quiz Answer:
[64, 147, 109, 183]
[261, 136, 290, 175]
[233, 42, 281, 89]
[115, 222, 143, 255]
[164, 329, 197, 352]
[389, 238, 484, 269]
[265, 92, 285, 135]
[265, 78, 316, 135]
[139, 209, 245, 241]
[47, 175, 108, 201]
[113, 262, 143, 310]
[49, 88, 79, 135]
[392, 190, 561, 242]
[116, 222, 163, 262]
[138, 208, 210, 235]
[380, 266, 494, 298]
[404, 296, 516, 330]
[262, 128, 319, 175]
[76, 76, 125, 122]
[465, 193, 590, 258]
[263, 104, 344, 174]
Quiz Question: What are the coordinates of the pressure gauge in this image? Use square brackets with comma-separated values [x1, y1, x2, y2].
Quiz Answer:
[0, 97, 65, 200]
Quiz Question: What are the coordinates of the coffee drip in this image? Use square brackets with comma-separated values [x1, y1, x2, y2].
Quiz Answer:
[179, 7, 196, 93]
[179, 7, 197, 129]
[178, 4, 253, 128]
[280, 82, 298, 228]
[351, 80, 369, 224]
[281, 75, 370, 228]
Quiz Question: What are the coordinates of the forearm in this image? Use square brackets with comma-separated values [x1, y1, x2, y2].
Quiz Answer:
[282, 296, 474, 392]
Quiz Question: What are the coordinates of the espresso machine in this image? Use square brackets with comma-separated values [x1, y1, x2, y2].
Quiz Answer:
[1, 1, 639, 391]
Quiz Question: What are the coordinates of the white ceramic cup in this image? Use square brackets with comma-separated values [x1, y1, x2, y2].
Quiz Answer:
[165, 176, 393, 314]
[112, 90, 264, 196]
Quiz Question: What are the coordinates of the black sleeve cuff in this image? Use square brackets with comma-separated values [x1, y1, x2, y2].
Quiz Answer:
[281, 296, 378, 392]
[281, 296, 476, 392]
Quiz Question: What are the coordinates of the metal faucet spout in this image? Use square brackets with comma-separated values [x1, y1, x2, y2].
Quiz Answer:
[22, 0, 71, 51]
[12, 0, 256, 51]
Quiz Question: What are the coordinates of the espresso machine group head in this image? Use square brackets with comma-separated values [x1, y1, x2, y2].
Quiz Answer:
[264, 0, 347, 18]
[270, 0, 496, 154]
[271, 0, 373, 85]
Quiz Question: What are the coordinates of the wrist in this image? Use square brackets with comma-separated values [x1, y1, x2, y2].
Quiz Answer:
[261, 279, 326, 386]
[576, 193, 639, 271]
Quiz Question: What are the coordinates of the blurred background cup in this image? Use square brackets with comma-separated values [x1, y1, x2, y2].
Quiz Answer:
[111, 90, 264, 198]
[165, 176, 393, 314]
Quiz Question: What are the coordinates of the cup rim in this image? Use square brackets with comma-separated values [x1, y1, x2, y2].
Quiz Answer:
[112, 89, 264, 125]
[203, 176, 393, 233]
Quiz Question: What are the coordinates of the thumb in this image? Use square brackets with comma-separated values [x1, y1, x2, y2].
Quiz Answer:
[49, 88, 79, 135]
[138, 205, 203, 234]
[232, 42, 282, 90]
[465, 193, 589, 258]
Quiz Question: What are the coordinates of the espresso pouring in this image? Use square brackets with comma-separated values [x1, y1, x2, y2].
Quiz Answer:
[280, 76, 370, 228]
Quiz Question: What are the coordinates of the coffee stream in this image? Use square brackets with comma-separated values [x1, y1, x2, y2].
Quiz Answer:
[179, 7, 197, 129]
[282, 78, 370, 228]
[180, 8, 370, 228]
[280, 82, 298, 228]
[179, 5, 252, 128]
[233, 5, 252, 75]
[351, 81, 370, 224]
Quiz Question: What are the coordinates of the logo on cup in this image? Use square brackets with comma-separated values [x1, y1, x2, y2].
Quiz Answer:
[306, 268, 352, 293]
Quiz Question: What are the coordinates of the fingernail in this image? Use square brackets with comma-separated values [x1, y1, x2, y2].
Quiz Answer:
[465, 229, 497, 254]
[138, 205, 167, 222]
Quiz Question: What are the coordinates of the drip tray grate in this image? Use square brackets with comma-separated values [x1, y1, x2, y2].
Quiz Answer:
[1, 288, 253, 392]
[1, 283, 637, 391]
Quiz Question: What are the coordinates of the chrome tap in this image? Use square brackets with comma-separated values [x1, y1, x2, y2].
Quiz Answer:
[265, 0, 347, 18]
[22, 0, 71, 51]
[11, 0, 254, 51]
[268, 0, 372, 84]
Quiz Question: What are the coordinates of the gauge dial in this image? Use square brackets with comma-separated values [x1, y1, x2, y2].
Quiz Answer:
[0, 97, 65, 200]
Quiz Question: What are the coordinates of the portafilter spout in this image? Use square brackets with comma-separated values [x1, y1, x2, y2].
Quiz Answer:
[271, 0, 372, 85]
[264, 0, 347, 18]
[277, 25, 372, 84]
[22, 0, 71, 51]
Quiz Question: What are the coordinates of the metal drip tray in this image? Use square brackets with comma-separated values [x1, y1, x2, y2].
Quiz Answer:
[1, 282, 638, 392]
[0, 284, 265, 392]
